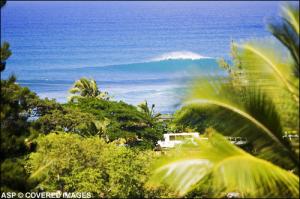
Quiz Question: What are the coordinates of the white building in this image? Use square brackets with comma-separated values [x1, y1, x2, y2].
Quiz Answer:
[157, 132, 206, 148]
[157, 133, 248, 148]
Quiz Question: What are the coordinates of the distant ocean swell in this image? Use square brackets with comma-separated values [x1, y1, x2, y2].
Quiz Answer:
[12, 54, 222, 113]
[15, 57, 221, 80]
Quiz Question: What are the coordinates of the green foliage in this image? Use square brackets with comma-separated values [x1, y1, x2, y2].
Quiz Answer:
[173, 104, 218, 133]
[34, 107, 100, 136]
[0, 75, 64, 192]
[152, 129, 299, 198]
[32, 78, 164, 148]
[232, 3, 299, 106]
[69, 77, 110, 102]
[177, 2, 299, 170]
[34, 96, 164, 148]
[137, 100, 162, 123]
[1, 158, 37, 192]
[186, 77, 298, 170]
[27, 133, 174, 198]
[30, 97, 63, 117]
[268, 2, 299, 77]
[0, 76, 165, 194]
[1, 76, 38, 159]
[1, 42, 11, 62]
[66, 97, 164, 148]
[0, 76, 40, 191]
[0, 41, 12, 71]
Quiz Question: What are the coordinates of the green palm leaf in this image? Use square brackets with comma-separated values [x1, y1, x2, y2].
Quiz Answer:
[281, 3, 299, 34]
[68, 77, 109, 102]
[152, 131, 299, 198]
[268, 3, 299, 79]
[185, 77, 298, 169]
[235, 40, 299, 102]
[232, 4, 299, 103]
[138, 100, 161, 122]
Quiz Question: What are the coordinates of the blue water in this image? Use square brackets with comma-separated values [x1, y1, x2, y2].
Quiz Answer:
[1, 1, 281, 113]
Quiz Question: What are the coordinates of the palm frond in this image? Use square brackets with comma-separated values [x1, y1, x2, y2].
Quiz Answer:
[138, 101, 150, 114]
[152, 131, 299, 198]
[233, 39, 299, 129]
[268, 21, 299, 74]
[137, 100, 161, 121]
[90, 79, 99, 96]
[69, 87, 81, 94]
[268, 3, 299, 78]
[185, 77, 298, 168]
[68, 78, 103, 101]
[281, 3, 299, 34]
[235, 41, 299, 102]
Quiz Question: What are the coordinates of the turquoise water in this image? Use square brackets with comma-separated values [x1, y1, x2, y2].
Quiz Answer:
[1, 1, 281, 113]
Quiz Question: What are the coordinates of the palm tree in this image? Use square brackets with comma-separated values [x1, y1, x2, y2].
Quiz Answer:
[152, 3, 299, 198]
[137, 100, 161, 122]
[69, 77, 109, 102]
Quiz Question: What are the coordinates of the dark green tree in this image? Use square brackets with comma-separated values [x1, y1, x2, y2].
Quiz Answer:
[0, 42, 12, 72]
[0, 76, 39, 191]
[1, 69, 61, 191]
[1, 0, 11, 72]
[67, 97, 164, 148]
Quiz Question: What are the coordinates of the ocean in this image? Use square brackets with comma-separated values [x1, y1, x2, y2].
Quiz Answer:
[1, 1, 281, 113]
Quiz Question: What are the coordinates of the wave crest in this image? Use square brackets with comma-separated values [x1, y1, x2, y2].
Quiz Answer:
[151, 51, 211, 61]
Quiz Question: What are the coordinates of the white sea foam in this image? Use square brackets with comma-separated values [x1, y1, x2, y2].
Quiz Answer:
[151, 51, 211, 61]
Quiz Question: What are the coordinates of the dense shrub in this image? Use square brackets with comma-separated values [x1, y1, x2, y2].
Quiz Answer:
[27, 133, 173, 198]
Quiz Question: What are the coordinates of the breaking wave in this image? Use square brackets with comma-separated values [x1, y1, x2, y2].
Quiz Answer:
[151, 51, 211, 61]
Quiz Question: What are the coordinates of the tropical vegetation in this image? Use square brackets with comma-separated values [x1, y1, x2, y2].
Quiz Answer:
[152, 2, 299, 198]
[0, 1, 299, 198]
[69, 77, 110, 102]
[26, 133, 174, 198]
